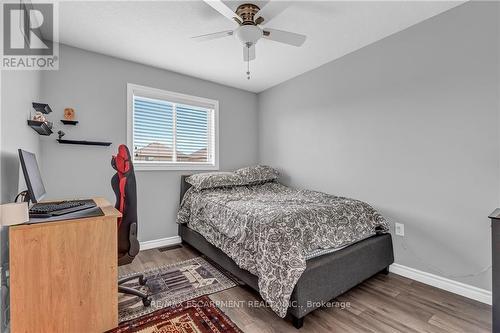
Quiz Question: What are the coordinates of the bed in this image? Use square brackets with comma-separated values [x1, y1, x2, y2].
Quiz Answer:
[177, 175, 394, 329]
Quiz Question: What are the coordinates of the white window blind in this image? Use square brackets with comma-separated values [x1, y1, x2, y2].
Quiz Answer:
[133, 97, 174, 162]
[128, 84, 218, 170]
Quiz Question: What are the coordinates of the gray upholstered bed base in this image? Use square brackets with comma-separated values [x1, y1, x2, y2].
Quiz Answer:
[178, 176, 394, 329]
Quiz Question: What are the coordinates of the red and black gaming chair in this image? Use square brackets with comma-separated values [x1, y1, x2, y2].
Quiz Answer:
[111, 144, 151, 307]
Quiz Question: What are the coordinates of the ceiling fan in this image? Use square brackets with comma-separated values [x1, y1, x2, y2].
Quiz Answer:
[192, 0, 307, 79]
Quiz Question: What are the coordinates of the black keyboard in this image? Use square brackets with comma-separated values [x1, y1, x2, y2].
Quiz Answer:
[30, 200, 96, 217]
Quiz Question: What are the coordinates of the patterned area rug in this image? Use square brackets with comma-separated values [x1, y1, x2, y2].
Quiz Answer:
[109, 296, 242, 333]
[119, 257, 237, 322]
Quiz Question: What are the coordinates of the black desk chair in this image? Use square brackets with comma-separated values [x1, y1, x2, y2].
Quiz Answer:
[111, 144, 151, 307]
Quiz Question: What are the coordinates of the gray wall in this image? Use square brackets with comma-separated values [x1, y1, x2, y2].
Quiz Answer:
[1, 71, 42, 204]
[40, 45, 258, 242]
[258, 1, 499, 291]
[0, 69, 43, 332]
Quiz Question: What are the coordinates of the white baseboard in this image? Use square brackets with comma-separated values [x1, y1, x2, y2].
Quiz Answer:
[140, 236, 182, 251]
[389, 263, 492, 305]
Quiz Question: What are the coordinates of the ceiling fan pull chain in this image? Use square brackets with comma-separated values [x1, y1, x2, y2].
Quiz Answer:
[246, 43, 251, 80]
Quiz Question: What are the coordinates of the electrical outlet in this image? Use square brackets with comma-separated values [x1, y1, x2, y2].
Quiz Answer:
[395, 223, 405, 236]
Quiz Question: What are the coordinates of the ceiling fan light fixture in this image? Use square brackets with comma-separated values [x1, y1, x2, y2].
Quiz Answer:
[235, 25, 262, 45]
[196, 0, 308, 79]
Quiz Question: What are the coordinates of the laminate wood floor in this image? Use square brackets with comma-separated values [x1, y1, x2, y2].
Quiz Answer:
[118, 244, 492, 333]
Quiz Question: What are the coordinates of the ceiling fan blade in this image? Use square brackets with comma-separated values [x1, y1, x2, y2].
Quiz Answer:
[191, 30, 234, 42]
[243, 44, 256, 61]
[263, 28, 306, 47]
[203, 0, 242, 24]
[255, 1, 290, 26]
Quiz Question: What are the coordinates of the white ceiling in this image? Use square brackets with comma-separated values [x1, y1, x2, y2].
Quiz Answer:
[53, 1, 464, 93]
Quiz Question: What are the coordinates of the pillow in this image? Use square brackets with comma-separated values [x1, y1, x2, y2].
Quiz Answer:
[235, 165, 279, 184]
[186, 172, 244, 190]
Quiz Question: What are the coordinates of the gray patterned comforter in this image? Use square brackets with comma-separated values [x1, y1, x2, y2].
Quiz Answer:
[177, 181, 388, 317]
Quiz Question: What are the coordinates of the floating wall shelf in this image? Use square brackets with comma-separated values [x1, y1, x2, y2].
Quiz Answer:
[57, 139, 112, 146]
[27, 120, 53, 136]
[27, 102, 110, 146]
[60, 120, 79, 125]
[32, 102, 52, 114]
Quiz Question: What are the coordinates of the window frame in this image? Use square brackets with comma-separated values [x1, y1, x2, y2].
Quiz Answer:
[127, 83, 219, 171]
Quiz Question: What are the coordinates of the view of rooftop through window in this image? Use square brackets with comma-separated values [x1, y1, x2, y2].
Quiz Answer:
[132, 96, 213, 164]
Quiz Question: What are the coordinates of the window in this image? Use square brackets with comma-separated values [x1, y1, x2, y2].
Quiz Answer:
[127, 84, 219, 171]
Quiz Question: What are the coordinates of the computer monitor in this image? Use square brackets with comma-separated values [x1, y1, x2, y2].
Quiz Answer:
[18, 149, 46, 203]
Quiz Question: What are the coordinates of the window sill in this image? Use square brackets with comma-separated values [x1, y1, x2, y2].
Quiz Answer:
[134, 163, 219, 171]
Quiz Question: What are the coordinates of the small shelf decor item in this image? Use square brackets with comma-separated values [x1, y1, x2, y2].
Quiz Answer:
[32, 111, 47, 122]
[56, 130, 111, 147]
[32, 102, 52, 114]
[64, 108, 75, 120]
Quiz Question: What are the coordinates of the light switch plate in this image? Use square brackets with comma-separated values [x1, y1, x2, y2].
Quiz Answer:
[395, 223, 405, 236]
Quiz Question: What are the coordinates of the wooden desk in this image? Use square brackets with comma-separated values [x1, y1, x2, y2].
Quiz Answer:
[9, 198, 120, 333]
